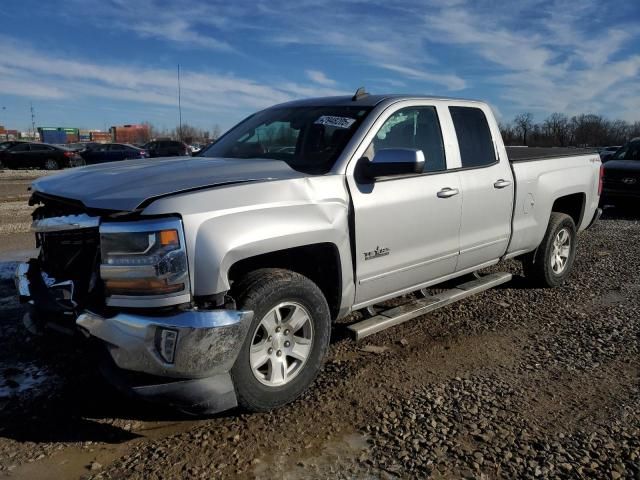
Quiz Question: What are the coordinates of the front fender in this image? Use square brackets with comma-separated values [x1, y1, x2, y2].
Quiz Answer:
[142, 176, 355, 313]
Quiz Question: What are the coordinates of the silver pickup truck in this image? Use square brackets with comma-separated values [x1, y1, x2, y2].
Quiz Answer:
[16, 93, 602, 414]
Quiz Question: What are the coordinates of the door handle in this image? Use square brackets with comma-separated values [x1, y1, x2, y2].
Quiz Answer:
[494, 179, 512, 189]
[437, 187, 460, 198]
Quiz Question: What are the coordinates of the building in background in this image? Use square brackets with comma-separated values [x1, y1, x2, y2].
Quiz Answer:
[110, 124, 150, 144]
[0, 126, 19, 140]
[79, 129, 91, 142]
[90, 131, 111, 142]
[37, 127, 80, 144]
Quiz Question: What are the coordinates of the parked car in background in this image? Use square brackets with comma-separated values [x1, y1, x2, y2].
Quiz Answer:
[0, 142, 84, 170]
[0, 141, 26, 152]
[600, 138, 640, 207]
[143, 140, 190, 157]
[65, 142, 99, 152]
[80, 143, 149, 165]
[598, 145, 621, 162]
[189, 143, 203, 154]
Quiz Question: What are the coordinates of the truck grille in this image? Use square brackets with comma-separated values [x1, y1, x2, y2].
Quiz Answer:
[37, 228, 101, 308]
[30, 192, 107, 309]
[38, 228, 99, 279]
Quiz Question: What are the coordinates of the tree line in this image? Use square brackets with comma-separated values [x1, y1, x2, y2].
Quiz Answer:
[141, 122, 223, 144]
[500, 113, 640, 148]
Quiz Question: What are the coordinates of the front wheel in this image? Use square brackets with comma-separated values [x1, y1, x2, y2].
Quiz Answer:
[521, 212, 577, 287]
[231, 268, 330, 412]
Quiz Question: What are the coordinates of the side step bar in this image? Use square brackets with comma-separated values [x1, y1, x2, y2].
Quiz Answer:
[348, 272, 512, 341]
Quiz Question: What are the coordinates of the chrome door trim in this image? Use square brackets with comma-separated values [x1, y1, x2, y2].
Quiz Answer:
[359, 251, 459, 285]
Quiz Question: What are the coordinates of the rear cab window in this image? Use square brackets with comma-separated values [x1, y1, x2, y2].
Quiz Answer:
[449, 106, 496, 168]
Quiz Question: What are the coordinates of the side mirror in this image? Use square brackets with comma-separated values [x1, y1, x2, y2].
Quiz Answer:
[361, 148, 425, 180]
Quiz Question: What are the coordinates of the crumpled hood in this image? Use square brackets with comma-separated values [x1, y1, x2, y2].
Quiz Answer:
[31, 157, 307, 211]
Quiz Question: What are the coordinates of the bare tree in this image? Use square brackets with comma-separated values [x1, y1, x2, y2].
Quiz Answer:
[543, 113, 570, 147]
[211, 124, 222, 141]
[513, 113, 534, 145]
[571, 114, 609, 147]
[499, 122, 517, 145]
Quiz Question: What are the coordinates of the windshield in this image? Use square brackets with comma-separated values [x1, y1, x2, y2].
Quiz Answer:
[612, 140, 640, 161]
[199, 106, 372, 174]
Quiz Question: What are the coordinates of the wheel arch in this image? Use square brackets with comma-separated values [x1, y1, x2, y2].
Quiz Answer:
[551, 192, 585, 227]
[228, 243, 343, 321]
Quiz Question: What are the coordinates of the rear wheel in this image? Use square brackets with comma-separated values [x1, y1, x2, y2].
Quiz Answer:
[230, 268, 330, 412]
[522, 212, 577, 287]
[43, 158, 59, 170]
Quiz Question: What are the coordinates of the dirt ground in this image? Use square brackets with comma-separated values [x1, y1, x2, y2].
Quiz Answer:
[0, 170, 42, 260]
[0, 170, 638, 479]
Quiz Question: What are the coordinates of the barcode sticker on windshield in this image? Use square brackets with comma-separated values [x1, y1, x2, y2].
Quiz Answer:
[314, 116, 356, 129]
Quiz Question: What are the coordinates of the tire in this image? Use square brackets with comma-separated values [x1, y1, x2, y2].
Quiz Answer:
[522, 212, 577, 287]
[230, 268, 331, 412]
[43, 158, 59, 170]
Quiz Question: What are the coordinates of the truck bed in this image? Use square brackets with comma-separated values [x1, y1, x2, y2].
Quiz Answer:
[507, 147, 596, 162]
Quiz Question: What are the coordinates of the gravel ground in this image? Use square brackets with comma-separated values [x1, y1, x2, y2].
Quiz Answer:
[0, 170, 49, 253]
[0, 208, 638, 479]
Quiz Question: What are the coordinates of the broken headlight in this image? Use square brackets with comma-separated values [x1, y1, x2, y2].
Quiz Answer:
[100, 218, 189, 297]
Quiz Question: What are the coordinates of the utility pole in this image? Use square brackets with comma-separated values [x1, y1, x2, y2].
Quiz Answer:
[30, 102, 37, 141]
[177, 64, 183, 141]
[1, 106, 5, 141]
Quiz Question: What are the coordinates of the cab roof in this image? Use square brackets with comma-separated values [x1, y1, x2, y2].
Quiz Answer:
[271, 94, 482, 109]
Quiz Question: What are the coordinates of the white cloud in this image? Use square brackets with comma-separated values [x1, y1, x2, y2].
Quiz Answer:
[132, 19, 233, 52]
[63, 0, 467, 93]
[0, 36, 346, 128]
[380, 64, 466, 91]
[305, 70, 337, 87]
[420, 0, 640, 121]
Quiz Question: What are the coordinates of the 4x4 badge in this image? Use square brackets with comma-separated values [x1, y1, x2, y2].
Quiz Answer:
[364, 246, 390, 261]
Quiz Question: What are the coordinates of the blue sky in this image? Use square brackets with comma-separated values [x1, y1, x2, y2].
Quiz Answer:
[1, 0, 639, 133]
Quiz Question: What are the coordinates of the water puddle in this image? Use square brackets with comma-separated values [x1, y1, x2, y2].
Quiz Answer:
[252, 431, 374, 479]
[0, 362, 55, 399]
[0, 261, 18, 281]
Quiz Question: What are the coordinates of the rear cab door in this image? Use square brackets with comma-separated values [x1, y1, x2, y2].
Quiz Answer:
[345, 99, 464, 307]
[448, 103, 514, 271]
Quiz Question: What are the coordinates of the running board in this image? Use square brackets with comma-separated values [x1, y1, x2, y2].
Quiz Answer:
[348, 272, 512, 341]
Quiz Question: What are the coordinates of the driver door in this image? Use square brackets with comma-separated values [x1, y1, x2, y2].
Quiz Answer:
[346, 103, 463, 307]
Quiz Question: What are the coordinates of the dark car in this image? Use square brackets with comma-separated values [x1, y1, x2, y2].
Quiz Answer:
[598, 145, 622, 162]
[143, 140, 190, 157]
[0, 142, 84, 170]
[80, 143, 149, 165]
[65, 142, 99, 152]
[601, 138, 640, 207]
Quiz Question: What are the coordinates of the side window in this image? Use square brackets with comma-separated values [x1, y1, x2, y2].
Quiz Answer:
[368, 106, 446, 172]
[449, 106, 496, 168]
[11, 144, 30, 152]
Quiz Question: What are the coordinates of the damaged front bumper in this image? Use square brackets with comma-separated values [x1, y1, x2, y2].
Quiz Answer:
[16, 261, 253, 414]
